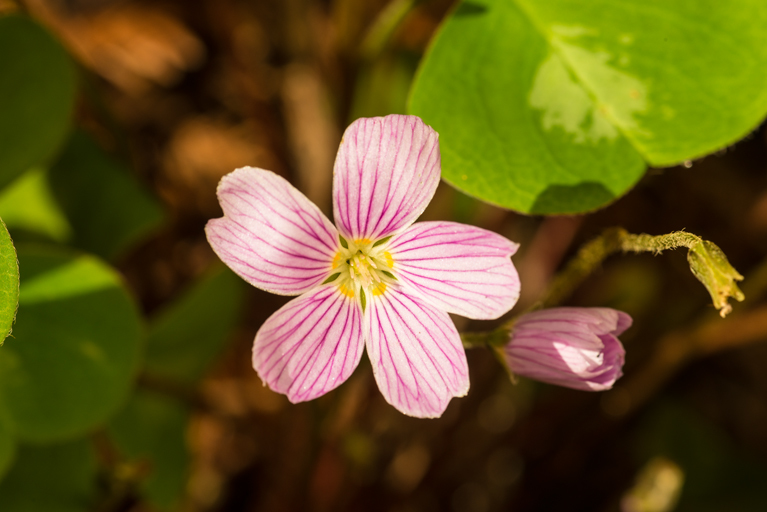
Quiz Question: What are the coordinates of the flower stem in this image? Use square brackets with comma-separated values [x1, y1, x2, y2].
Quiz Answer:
[460, 329, 509, 349]
[536, 227, 625, 311]
[539, 228, 704, 310]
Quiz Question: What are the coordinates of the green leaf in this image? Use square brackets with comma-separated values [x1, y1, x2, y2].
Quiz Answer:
[0, 167, 73, 243]
[0, 246, 143, 443]
[144, 265, 245, 384]
[409, 0, 767, 214]
[108, 390, 190, 510]
[0, 439, 97, 512]
[0, 15, 76, 190]
[47, 131, 165, 259]
[0, 415, 15, 481]
[0, 219, 18, 344]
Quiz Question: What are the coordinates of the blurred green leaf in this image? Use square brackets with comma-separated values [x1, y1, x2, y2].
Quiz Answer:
[0, 439, 97, 512]
[350, 53, 419, 121]
[0, 15, 76, 190]
[0, 218, 18, 344]
[409, 0, 767, 214]
[0, 415, 15, 481]
[145, 265, 245, 383]
[636, 402, 767, 512]
[0, 246, 143, 443]
[108, 390, 190, 510]
[47, 131, 165, 259]
[0, 167, 72, 243]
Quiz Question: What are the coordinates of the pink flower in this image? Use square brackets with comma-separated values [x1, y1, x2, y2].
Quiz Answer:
[206, 115, 520, 417]
[503, 307, 630, 391]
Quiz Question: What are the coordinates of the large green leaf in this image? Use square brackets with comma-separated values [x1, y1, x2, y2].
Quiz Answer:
[108, 390, 190, 510]
[144, 265, 246, 384]
[409, 0, 767, 214]
[0, 247, 143, 442]
[0, 15, 76, 190]
[0, 439, 97, 512]
[47, 131, 165, 259]
[0, 219, 18, 344]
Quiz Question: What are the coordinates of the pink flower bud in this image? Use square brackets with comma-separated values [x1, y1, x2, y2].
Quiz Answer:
[503, 307, 631, 391]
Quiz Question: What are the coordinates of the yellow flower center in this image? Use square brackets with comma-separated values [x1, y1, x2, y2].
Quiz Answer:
[329, 237, 395, 300]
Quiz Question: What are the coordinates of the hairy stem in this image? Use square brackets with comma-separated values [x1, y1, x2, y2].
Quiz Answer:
[539, 228, 702, 310]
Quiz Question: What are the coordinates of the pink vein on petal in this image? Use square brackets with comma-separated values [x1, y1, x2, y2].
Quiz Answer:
[253, 285, 365, 403]
[365, 285, 469, 418]
[333, 115, 441, 241]
[206, 167, 339, 296]
[388, 221, 520, 320]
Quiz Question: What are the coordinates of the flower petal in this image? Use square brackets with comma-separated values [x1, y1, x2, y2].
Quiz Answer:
[505, 307, 629, 391]
[613, 311, 633, 336]
[387, 221, 520, 320]
[333, 115, 441, 241]
[517, 307, 631, 337]
[206, 167, 339, 296]
[365, 285, 469, 418]
[253, 285, 364, 402]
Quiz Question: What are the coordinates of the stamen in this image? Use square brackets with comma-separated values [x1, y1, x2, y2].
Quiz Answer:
[331, 238, 396, 299]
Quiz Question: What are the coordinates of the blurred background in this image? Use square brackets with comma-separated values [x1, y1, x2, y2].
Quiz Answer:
[1, 0, 767, 511]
